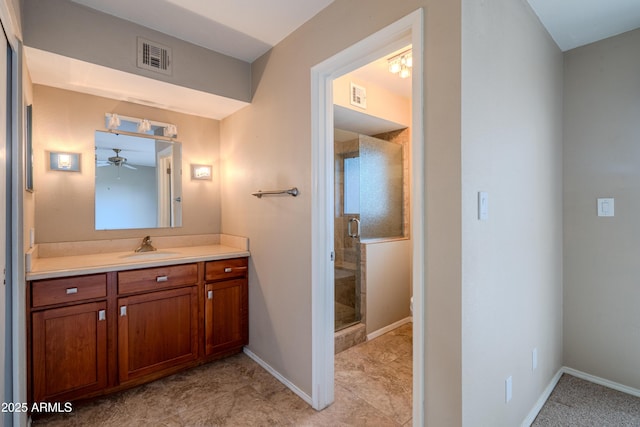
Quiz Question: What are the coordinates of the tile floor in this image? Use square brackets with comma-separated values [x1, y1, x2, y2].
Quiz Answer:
[32, 323, 413, 426]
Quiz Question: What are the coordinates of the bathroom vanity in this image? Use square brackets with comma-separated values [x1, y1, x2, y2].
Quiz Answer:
[25, 235, 249, 404]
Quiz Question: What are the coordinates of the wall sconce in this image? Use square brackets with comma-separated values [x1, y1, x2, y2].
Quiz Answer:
[191, 164, 212, 180]
[49, 152, 81, 172]
[387, 49, 413, 79]
[137, 119, 152, 133]
[163, 124, 178, 138]
[107, 113, 121, 129]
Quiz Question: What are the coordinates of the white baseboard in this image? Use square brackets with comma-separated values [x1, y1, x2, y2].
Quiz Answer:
[561, 366, 640, 398]
[521, 368, 563, 427]
[366, 316, 412, 341]
[243, 347, 313, 406]
[522, 366, 640, 426]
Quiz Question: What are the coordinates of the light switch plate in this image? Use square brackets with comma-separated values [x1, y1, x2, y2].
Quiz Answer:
[597, 198, 614, 217]
[478, 191, 489, 220]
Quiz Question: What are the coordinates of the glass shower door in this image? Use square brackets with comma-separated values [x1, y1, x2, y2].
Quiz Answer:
[334, 133, 404, 332]
[358, 135, 404, 239]
[334, 142, 361, 331]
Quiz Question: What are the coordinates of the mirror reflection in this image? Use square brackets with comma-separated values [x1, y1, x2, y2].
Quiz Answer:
[95, 130, 182, 230]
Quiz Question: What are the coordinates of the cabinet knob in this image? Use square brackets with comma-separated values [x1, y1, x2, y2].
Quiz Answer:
[66, 287, 78, 295]
[207, 290, 213, 300]
[224, 268, 233, 273]
[120, 306, 127, 317]
[156, 276, 169, 282]
[98, 310, 106, 321]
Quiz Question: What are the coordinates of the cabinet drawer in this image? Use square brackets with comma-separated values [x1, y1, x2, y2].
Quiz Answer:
[31, 274, 107, 308]
[118, 264, 198, 294]
[205, 258, 248, 282]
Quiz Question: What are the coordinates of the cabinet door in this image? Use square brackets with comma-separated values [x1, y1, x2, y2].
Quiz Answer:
[118, 286, 198, 383]
[205, 279, 248, 356]
[32, 302, 108, 402]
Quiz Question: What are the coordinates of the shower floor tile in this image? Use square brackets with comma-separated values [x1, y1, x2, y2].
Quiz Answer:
[335, 300, 358, 329]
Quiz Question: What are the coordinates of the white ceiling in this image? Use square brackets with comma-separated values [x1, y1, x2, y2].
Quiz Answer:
[527, 0, 640, 51]
[26, 0, 640, 122]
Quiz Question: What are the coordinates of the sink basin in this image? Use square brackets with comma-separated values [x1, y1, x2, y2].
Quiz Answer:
[121, 251, 180, 260]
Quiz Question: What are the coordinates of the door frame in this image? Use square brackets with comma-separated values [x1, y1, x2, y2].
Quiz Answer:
[0, 3, 25, 425]
[310, 9, 425, 424]
[0, 23, 8, 422]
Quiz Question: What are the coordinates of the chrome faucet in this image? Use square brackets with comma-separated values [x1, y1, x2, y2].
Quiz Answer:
[135, 236, 157, 252]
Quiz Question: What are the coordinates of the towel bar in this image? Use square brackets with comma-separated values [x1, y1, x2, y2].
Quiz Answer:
[251, 187, 299, 198]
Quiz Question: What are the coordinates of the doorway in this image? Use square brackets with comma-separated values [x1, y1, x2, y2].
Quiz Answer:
[310, 9, 425, 425]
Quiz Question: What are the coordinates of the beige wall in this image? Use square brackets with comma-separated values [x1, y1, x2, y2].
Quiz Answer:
[364, 239, 412, 335]
[32, 85, 221, 243]
[23, 0, 251, 103]
[461, 0, 563, 424]
[564, 28, 640, 390]
[333, 73, 411, 127]
[222, 0, 462, 424]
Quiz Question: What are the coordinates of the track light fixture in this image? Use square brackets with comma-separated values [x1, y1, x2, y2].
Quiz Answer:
[387, 49, 413, 79]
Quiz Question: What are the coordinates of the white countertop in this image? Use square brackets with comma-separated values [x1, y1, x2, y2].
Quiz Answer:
[27, 236, 250, 281]
[27, 244, 250, 281]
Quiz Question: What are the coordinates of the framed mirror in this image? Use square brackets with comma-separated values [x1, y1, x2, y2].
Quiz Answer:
[94, 125, 182, 230]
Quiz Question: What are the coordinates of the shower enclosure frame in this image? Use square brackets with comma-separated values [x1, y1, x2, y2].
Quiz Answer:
[334, 133, 407, 334]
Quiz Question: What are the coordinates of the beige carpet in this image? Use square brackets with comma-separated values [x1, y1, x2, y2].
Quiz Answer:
[533, 373, 640, 426]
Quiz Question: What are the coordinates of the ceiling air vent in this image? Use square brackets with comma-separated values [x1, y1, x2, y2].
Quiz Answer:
[137, 37, 172, 75]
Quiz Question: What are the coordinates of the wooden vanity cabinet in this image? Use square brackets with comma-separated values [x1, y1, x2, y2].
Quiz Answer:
[29, 274, 109, 403]
[204, 258, 248, 357]
[117, 265, 199, 384]
[28, 256, 248, 404]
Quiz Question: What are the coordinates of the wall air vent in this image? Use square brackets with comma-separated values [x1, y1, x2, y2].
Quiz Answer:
[350, 82, 367, 109]
[137, 37, 172, 75]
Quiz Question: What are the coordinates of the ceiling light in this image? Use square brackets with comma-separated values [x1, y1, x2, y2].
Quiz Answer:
[388, 58, 401, 74]
[404, 52, 413, 68]
[399, 65, 411, 79]
[387, 49, 413, 79]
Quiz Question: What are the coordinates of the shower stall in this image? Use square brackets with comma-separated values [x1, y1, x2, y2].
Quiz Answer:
[334, 132, 405, 333]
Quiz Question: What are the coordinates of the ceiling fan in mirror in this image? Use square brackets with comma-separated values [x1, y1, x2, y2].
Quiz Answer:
[97, 148, 137, 170]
